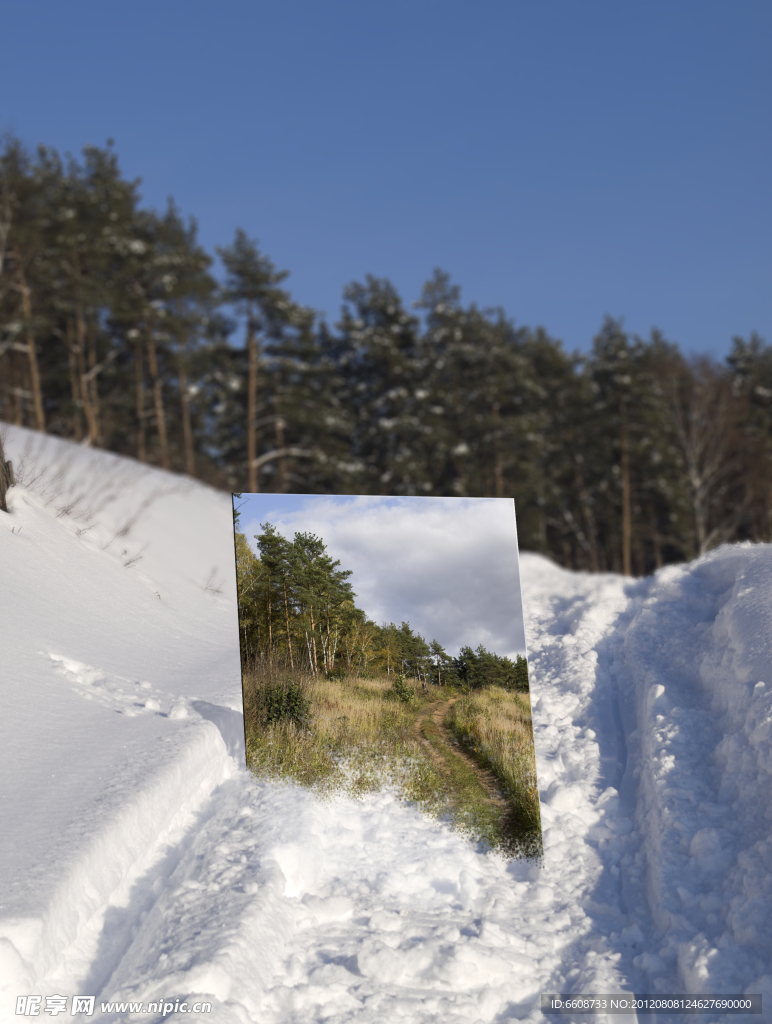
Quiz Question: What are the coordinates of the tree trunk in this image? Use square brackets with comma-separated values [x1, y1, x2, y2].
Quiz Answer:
[283, 579, 294, 669]
[266, 573, 272, 662]
[66, 320, 83, 441]
[135, 336, 146, 462]
[11, 357, 23, 425]
[146, 333, 169, 469]
[75, 301, 99, 446]
[177, 327, 195, 476]
[70, 252, 101, 445]
[305, 630, 315, 673]
[86, 334, 102, 446]
[0, 176, 11, 279]
[620, 401, 632, 576]
[575, 466, 600, 572]
[0, 434, 14, 513]
[247, 327, 258, 492]
[492, 399, 504, 498]
[16, 260, 45, 432]
[325, 601, 332, 672]
[308, 607, 319, 673]
[649, 503, 663, 570]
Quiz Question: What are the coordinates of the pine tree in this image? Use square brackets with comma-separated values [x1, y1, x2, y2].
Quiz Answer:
[727, 333, 772, 540]
[454, 644, 518, 690]
[255, 523, 297, 667]
[514, 655, 529, 692]
[332, 275, 427, 493]
[149, 201, 217, 475]
[218, 230, 305, 492]
[429, 638, 452, 686]
[587, 317, 639, 574]
[0, 138, 50, 431]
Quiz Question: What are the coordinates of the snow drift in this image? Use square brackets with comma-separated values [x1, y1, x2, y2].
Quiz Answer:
[1, 424, 771, 1023]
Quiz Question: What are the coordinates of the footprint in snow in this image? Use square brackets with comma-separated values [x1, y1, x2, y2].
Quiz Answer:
[46, 652, 188, 719]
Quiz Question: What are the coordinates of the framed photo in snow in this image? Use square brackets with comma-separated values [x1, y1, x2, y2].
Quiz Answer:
[232, 494, 541, 860]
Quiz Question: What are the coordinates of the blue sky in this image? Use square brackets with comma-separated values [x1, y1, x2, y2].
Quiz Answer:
[4, 1, 770, 357]
[237, 494, 526, 657]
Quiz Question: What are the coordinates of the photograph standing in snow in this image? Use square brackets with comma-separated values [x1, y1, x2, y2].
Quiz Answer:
[233, 493, 542, 859]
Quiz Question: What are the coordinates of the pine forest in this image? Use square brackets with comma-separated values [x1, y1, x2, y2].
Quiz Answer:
[2, 137, 770, 575]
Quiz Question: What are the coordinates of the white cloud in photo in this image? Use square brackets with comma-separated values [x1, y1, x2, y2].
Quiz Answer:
[239, 494, 526, 658]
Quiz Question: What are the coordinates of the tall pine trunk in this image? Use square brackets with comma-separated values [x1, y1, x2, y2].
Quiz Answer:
[86, 332, 102, 446]
[66, 320, 83, 441]
[283, 579, 294, 669]
[71, 253, 100, 445]
[620, 400, 632, 576]
[648, 502, 663, 569]
[75, 300, 99, 446]
[16, 259, 45, 432]
[147, 333, 169, 469]
[266, 572, 273, 662]
[247, 326, 258, 492]
[575, 466, 600, 572]
[308, 606, 319, 674]
[325, 601, 332, 672]
[11, 354, 23, 424]
[492, 399, 504, 497]
[177, 325, 195, 476]
[135, 336, 146, 462]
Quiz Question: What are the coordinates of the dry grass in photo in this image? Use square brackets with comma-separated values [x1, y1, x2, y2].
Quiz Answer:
[447, 687, 542, 842]
[242, 661, 542, 860]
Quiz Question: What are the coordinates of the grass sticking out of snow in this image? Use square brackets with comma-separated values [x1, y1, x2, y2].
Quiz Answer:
[446, 686, 543, 855]
[243, 664, 541, 858]
[244, 665, 444, 803]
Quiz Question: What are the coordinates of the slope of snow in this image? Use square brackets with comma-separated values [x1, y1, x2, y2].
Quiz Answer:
[1, 428, 242, 1003]
[2, 424, 771, 1023]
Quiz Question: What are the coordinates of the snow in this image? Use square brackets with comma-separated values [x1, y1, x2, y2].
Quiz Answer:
[2, 423, 771, 1022]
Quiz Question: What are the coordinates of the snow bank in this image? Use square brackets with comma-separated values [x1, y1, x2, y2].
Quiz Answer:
[523, 546, 772, 1016]
[621, 546, 772, 1003]
[0, 428, 242, 1004]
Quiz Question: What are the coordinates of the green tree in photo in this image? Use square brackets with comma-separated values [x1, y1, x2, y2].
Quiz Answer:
[453, 644, 519, 691]
[234, 529, 263, 665]
[514, 655, 529, 692]
[429, 638, 453, 686]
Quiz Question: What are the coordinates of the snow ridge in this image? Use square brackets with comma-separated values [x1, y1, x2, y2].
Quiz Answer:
[622, 547, 772, 1002]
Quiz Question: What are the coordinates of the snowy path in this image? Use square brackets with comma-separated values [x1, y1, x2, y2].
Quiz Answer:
[85, 558, 648, 1024]
[90, 575, 652, 1023]
[520, 558, 649, 998]
[3, 425, 772, 1022]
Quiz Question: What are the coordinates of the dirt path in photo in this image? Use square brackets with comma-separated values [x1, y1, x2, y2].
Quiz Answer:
[414, 695, 509, 809]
